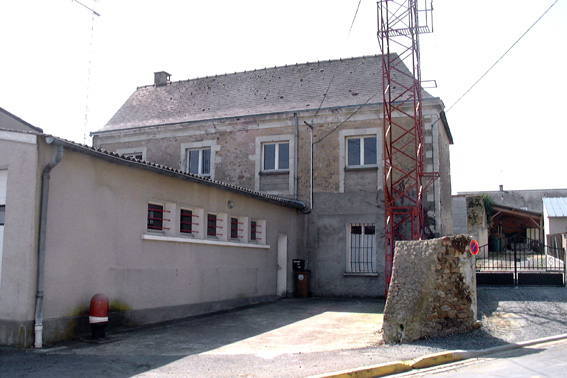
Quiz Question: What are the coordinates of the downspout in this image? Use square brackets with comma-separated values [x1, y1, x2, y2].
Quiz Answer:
[294, 113, 299, 201]
[34, 138, 64, 348]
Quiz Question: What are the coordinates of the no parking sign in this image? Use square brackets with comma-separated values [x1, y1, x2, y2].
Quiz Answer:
[469, 240, 479, 255]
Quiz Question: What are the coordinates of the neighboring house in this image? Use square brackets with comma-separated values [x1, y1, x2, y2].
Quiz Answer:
[0, 106, 43, 133]
[454, 186, 567, 248]
[92, 54, 454, 297]
[0, 129, 304, 347]
[458, 186, 567, 214]
[542, 197, 567, 248]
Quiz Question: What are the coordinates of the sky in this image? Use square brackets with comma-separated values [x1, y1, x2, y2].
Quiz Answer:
[0, 0, 565, 194]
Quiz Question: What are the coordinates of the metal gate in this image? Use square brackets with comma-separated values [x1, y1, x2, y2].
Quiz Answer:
[476, 237, 566, 286]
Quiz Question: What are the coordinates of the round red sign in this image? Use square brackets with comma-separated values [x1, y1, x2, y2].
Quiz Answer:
[469, 240, 479, 255]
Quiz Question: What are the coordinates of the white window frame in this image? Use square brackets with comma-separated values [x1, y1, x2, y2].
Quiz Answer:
[346, 223, 377, 274]
[254, 135, 294, 194]
[180, 140, 218, 179]
[117, 147, 147, 161]
[262, 141, 290, 172]
[186, 148, 211, 176]
[339, 128, 382, 193]
[346, 136, 378, 168]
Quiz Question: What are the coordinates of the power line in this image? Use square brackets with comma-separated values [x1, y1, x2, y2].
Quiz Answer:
[348, 0, 363, 36]
[446, 0, 558, 113]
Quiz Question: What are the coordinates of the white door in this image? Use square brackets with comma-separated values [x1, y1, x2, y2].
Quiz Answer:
[277, 234, 287, 296]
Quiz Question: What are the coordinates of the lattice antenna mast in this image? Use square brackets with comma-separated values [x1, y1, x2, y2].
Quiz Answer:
[377, 0, 434, 295]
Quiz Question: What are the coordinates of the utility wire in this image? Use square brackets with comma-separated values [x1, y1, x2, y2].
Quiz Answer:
[348, 0, 363, 36]
[313, 93, 378, 145]
[72, 0, 101, 16]
[311, 0, 362, 124]
[446, 0, 558, 113]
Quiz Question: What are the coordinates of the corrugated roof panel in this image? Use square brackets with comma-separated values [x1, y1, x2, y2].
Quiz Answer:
[542, 197, 567, 217]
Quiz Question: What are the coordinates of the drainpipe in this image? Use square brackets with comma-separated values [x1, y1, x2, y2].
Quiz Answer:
[34, 138, 64, 348]
[294, 113, 299, 201]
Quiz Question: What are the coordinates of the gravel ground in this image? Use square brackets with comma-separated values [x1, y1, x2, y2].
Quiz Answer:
[379, 286, 567, 359]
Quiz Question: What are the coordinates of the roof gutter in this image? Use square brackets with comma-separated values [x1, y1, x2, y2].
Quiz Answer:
[91, 97, 444, 137]
[34, 136, 64, 348]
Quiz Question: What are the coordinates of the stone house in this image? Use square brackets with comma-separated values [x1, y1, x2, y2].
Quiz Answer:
[454, 187, 567, 248]
[92, 54, 454, 297]
[0, 128, 303, 347]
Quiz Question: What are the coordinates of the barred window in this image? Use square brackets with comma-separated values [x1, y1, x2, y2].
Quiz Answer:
[207, 213, 223, 237]
[347, 223, 376, 273]
[180, 209, 199, 235]
[147, 203, 170, 232]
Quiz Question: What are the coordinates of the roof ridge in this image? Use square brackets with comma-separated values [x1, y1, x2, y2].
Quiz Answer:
[136, 54, 388, 90]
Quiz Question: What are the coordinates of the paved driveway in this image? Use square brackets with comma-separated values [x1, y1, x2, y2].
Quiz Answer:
[0, 298, 386, 378]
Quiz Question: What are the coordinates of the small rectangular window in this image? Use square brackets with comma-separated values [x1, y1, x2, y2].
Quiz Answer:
[180, 209, 199, 234]
[0, 205, 5, 226]
[263, 142, 289, 171]
[123, 152, 143, 160]
[231, 217, 244, 240]
[147, 204, 170, 231]
[187, 148, 211, 176]
[207, 213, 223, 237]
[347, 136, 377, 167]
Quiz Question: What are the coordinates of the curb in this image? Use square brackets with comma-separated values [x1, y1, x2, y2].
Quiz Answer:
[307, 333, 567, 378]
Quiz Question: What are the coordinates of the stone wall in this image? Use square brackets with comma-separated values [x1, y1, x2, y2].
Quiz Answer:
[382, 235, 479, 343]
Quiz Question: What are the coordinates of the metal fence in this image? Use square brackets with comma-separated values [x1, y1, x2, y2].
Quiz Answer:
[476, 237, 566, 286]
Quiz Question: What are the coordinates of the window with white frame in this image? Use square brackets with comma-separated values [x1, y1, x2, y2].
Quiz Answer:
[187, 148, 211, 176]
[263, 142, 289, 171]
[347, 223, 377, 273]
[147, 203, 170, 232]
[347, 136, 377, 167]
[0, 205, 4, 226]
[124, 152, 143, 160]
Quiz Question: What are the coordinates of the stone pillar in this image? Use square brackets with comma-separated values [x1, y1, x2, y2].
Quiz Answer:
[382, 235, 479, 343]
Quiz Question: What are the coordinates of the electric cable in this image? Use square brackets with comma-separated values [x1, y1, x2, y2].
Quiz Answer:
[446, 0, 558, 113]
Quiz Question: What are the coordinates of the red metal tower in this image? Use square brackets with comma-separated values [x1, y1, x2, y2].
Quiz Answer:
[377, 0, 436, 295]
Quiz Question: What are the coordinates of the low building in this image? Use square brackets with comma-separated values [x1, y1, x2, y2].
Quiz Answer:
[0, 129, 303, 347]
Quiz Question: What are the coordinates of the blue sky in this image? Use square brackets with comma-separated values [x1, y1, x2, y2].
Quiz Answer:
[0, 0, 565, 193]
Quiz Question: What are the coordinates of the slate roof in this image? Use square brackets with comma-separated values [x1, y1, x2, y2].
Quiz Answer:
[97, 54, 437, 133]
[543, 197, 567, 218]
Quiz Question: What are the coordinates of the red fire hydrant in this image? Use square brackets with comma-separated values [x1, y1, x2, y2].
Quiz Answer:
[89, 294, 109, 339]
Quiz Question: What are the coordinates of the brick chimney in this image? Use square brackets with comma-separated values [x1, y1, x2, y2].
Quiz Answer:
[154, 71, 171, 86]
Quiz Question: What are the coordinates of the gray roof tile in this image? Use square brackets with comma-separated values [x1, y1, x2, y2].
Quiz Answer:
[98, 54, 435, 132]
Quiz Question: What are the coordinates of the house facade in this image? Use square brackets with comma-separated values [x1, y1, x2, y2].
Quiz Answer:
[92, 55, 454, 297]
[0, 129, 303, 347]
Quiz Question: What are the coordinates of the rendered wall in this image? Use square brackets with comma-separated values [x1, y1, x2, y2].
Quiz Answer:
[0, 132, 42, 347]
[2, 137, 301, 346]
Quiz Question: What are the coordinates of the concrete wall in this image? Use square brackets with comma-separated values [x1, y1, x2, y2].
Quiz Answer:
[0, 131, 42, 347]
[0, 134, 302, 347]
